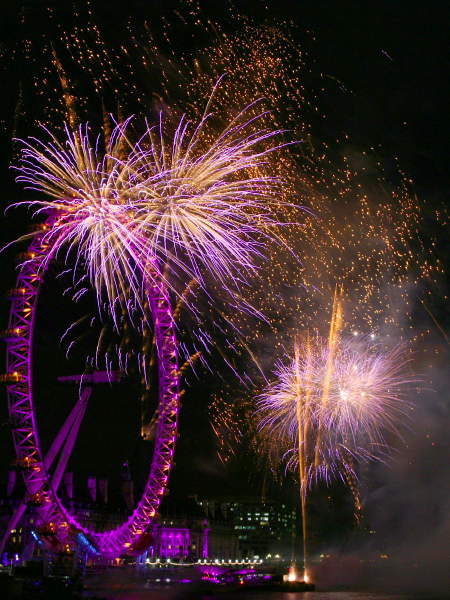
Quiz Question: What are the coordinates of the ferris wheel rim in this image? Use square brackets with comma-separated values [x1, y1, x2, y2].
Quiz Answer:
[5, 216, 180, 557]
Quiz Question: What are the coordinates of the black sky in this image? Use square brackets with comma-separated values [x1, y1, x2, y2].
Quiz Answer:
[0, 0, 449, 574]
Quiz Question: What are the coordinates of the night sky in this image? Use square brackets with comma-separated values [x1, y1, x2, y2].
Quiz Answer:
[0, 0, 449, 586]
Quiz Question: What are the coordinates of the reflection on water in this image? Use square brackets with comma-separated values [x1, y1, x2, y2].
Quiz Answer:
[82, 566, 446, 600]
[84, 589, 445, 600]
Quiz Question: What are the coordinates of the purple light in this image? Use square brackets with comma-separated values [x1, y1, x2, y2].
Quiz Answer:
[257, 335, 415, 487]
[6, 84, 293, 559]
[11, 85, 295, 325]
[4, 220, 180, 557]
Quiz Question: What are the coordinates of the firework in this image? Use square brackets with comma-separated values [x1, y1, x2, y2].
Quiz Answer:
[124, 89, 293, 298]
[257, 295, 414, 581]
[8, 3, 440, 352]
[13, 120, 151, 320]
[12, 85, 292, 324]
[176, 21, 438, 470]
[259, 337, 413, 470]
[5, 0, 440, 467]
[178, 19, 441, 350]
[257, 300, 414, 487]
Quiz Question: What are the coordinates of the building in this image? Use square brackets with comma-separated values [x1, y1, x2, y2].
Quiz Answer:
[0, 471, 214, 562]
[149, 517, 209, 560]
[1, 471, 294, 563]
[194, 496, 297, 558]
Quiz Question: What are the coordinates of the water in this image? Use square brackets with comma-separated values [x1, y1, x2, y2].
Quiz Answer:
[83, 588, 447, 600]
[82, 566, 448, 600]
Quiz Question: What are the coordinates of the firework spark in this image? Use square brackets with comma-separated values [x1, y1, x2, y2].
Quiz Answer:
[12, 86, 293, 324]
[9, 3, 440, 357]
[124, 92, 294, 298]
[257, 296, 415, 581]
[257, 330, 414, 487]
[13, 119, 151, 320]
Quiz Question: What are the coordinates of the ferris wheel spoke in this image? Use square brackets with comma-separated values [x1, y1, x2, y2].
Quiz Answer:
[0, 387, 91, 555]
[49, 386, 92, 495]
[44, 386, 92, 472]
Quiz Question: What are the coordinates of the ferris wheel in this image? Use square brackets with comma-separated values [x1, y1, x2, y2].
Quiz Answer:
[1, 218, 181, 559]
[0, 93, 285, 562]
